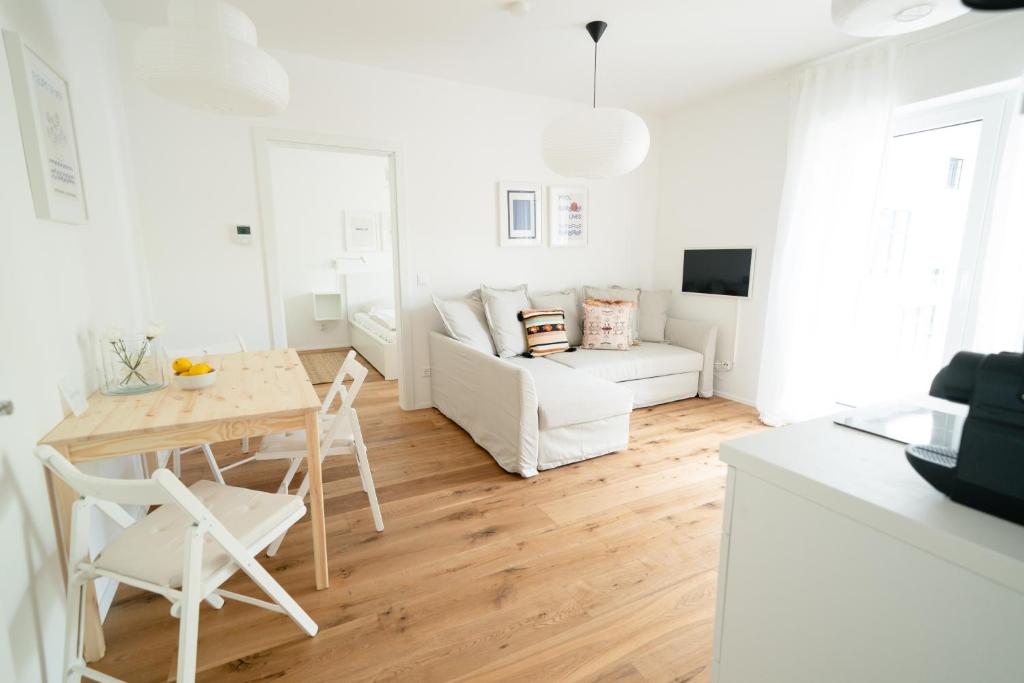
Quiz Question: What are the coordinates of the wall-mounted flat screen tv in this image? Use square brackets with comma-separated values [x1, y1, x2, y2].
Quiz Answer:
[681, 248, 754, 298]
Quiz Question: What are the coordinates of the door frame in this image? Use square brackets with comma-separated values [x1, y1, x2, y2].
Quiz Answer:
[252, 128, 416, 410]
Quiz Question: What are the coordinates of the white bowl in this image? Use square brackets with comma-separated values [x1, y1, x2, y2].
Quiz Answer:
[174, 369, 217, 390]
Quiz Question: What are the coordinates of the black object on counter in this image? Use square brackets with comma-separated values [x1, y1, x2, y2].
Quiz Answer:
[907, 351, 1024, 525]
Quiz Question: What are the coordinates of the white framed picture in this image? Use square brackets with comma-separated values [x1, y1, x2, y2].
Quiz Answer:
[498, 181, 543, 247]
[3, 30, 87, 224]
[548, 186, 588, 247]
[344, 210, 381, 252]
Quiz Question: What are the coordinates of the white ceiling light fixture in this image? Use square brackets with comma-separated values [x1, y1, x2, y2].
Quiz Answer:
[542, 21, 651, 179]
[831, 0, 969, 36]
[134, 0, 289, 116]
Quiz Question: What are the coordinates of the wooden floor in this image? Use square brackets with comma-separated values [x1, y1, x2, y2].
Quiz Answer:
[98, 354, 765, 682]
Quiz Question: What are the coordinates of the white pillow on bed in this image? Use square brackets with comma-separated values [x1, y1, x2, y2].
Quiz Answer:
[368, 306, 396, 330]
[432, 292, 497, 355]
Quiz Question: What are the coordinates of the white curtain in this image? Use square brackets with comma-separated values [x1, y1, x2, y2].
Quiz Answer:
[970, 87, 1024, 355]
[757, 45, 897, 426]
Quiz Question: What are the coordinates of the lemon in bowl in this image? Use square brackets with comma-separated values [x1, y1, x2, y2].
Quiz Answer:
[172, 358, 217, 390]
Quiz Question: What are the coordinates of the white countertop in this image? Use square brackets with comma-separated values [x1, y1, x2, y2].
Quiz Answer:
[720, 398, 1024, 594]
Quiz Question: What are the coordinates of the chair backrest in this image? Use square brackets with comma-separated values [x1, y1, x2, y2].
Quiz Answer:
[317, 356, 368, 449]
[36, 446, 278, 579]
[37, 445, 177, 507]
[320, 350, 365, 417]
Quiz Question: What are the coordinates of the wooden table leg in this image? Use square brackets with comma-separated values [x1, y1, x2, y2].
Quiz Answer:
[143, 451, 159, 476]
[304, 410, 329, 589]
[48, 461, 107, 662]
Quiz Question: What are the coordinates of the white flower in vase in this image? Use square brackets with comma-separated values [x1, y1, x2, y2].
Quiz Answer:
[104, 326, 125, 342]
[145, 322, 164, 340]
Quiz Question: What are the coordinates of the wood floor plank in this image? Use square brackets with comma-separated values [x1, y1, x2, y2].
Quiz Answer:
[94, 351, 765, 681]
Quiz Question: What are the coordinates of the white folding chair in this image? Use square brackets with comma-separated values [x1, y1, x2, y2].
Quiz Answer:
[165, 335, 250, 482]
[37, 445, 317, 683]
[221, 351, 383, 555]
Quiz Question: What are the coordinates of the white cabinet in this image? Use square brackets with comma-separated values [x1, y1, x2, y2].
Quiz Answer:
[713, 407, 1024, 683]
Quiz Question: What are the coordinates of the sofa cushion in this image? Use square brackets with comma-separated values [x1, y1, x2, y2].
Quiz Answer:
[637, 289, 671, 342]
[581, 300, 632, 351]
[507, 357, 633, 430]
[546, 342, 703, 383]
[432, 292, 497, 355]
[519, 308, 572, 356]
[530, 289, 581, 346]
[481, 284, 531, 358]
[586, 285, 640, 343]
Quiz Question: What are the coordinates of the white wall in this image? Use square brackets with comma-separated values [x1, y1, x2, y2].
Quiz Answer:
[654, 14, 1024, 405]
[115, 22, 662, 407]
[0, 1, 149, 680]
[268, 145, 392, 351]
[653, 76, 791, 404]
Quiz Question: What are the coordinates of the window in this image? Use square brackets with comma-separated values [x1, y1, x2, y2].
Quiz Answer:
[838, 90, 1019, 406]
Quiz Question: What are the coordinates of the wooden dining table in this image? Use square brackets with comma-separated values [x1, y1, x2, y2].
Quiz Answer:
[38, 349, 328, 662]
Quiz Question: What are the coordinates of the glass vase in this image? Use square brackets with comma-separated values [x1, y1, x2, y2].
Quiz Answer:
[100, 335, 168, 395]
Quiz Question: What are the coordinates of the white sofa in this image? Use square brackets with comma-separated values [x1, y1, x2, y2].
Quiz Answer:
[429, 318, 717, 477]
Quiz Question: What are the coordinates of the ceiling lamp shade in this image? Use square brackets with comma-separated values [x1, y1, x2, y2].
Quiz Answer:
[542, 21, 650, 179]
[831, 0, 969, 36]
[543, 108, 651, 179]
[134, 0, 288, 116]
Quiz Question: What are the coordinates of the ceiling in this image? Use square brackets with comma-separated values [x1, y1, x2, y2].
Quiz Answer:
[103, 0, 870, 112]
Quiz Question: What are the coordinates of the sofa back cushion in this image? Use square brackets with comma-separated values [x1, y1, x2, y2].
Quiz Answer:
[432, 292, 496, 355]
[581, 300, 632, 351]
[481, 284, 531, 358]
[529, 289, 581, 346]
[637, 289, 671, 342]
[518, 308, 572, 357]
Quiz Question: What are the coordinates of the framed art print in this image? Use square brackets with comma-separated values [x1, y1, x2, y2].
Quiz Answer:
[548, 186, 588, 247]
[3, 30, 87, 224]
[344, 210, 381, 252]
[498, 181, 543, 247]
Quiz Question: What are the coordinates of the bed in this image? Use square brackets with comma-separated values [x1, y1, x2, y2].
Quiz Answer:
[349, 307, 399, 380]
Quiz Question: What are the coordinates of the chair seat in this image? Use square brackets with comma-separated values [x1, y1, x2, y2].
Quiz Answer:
[256, 418, 355, 460]
[94, 481, 304, 588]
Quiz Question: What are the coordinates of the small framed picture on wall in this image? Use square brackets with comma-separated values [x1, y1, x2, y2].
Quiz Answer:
[344, 210, 381, 252]
[498, 181, 543, 247]
[548, 186, 588, 247]
[4, 29, 87, 224]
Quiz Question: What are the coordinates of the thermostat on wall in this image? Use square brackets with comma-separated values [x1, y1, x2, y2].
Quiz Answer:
[234, 225, 253, 244]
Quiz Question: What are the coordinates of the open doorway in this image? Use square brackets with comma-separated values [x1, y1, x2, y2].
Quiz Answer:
[253, 131, 413, 409]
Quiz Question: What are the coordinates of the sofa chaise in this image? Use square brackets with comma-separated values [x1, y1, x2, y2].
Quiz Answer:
[429, 316, 717, 477]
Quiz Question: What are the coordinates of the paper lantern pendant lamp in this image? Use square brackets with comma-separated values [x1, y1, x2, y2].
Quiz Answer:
[134, 0, 289, 116]
[542, 21, 650, 179]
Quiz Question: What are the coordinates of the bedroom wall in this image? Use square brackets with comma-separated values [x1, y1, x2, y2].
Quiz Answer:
[653, 14, 1024, 406]
[114, 21, 662, 408]
[267, 145, 393, 351]
[0, 0, 150, 680]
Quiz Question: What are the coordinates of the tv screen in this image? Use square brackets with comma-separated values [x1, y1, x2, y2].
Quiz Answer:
[682, 248, 753, 298]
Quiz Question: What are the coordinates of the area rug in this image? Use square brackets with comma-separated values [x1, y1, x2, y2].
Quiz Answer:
[300, 349, 346, 385]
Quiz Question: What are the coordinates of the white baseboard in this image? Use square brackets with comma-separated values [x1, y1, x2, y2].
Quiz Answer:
[714, 390, 756, 407]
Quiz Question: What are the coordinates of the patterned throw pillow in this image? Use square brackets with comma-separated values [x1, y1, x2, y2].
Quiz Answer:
[581, 300, 633, 351]
[517, 308, 574, 357]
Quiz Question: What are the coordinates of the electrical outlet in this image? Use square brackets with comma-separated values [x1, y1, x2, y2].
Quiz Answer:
[715, 360, 733, 371]
[422, 367, 431, 377]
